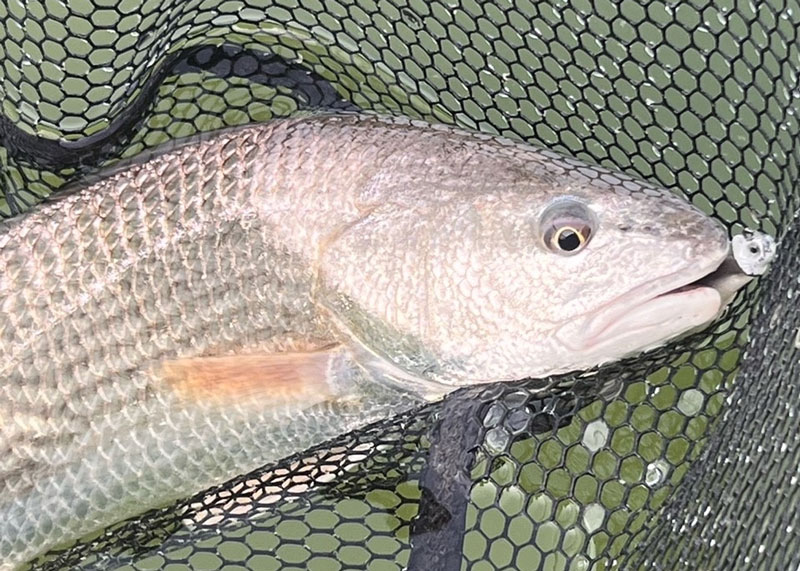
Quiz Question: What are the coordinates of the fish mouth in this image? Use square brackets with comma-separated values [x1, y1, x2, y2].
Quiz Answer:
[558, 247, 752, 356]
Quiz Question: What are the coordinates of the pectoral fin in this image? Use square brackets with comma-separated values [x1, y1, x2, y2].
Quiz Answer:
[160, 347, 341, 408]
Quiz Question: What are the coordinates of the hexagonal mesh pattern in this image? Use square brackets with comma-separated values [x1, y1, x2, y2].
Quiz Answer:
[0, 0, 797, 570]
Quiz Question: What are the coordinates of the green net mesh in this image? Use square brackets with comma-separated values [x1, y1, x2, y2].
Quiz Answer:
[0, 0, 798, 569]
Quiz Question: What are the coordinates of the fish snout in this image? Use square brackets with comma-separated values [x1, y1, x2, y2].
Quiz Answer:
[640, 201, 731, 264]
[680, 216, 730, 267]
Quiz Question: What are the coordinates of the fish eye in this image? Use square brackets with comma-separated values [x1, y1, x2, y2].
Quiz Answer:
[539, 199, 596, 256]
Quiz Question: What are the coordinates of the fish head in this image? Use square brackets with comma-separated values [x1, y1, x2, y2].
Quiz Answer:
[527, 185, 735, 375]
[318, 145, 744, 391]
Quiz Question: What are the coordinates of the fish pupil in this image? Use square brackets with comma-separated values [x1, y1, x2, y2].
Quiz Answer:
[558, 229, 581, 251]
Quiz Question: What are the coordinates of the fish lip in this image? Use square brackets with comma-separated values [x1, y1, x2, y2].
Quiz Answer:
[559, 245, 737, 353]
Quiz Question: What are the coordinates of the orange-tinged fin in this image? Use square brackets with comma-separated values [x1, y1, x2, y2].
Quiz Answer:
[160, 348, 338, 408]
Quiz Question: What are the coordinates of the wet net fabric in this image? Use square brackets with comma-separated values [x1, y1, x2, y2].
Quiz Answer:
[0, 0, 797, 570]
[623, 201, 800, 569]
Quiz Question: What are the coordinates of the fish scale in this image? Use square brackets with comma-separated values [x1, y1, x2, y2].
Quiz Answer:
[0, 113, 750, 568]
[0, 123, 342, 566]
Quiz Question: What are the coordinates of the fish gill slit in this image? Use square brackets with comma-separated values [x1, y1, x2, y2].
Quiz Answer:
[232, 133, 251, 290]
[312, 204, 383, 303]
[158, 152, 184, 343]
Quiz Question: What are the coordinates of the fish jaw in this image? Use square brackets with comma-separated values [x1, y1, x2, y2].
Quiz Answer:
[554, 244, 748, 362]
[567, 284, 722, 359]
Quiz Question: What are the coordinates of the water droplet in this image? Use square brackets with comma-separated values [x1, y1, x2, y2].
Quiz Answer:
[400, 7, 423, 30]
[582, 420, 609, 452]
[677, 389, 704, 416]
[484, 427, 510, 454]
[571, 555, 590, 571]
[645, 460, 670, 487]
[582, 503, 606, 533]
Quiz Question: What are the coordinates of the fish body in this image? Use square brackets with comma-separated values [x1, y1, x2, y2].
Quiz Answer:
[0, 114, 747, 567]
